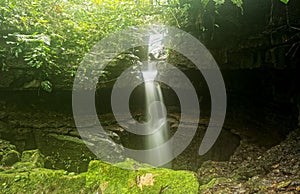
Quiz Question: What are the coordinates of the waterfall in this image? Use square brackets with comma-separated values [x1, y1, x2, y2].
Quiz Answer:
[140, 32, 172, 168]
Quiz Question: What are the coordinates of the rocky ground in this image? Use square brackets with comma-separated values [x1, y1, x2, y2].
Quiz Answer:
[198, 127, 300, 193]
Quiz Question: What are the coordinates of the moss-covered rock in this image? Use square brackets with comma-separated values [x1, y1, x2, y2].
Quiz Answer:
[21, 149, 44, 168]
[1, 150, 20, 166]
[0, 168, 87, 194]
[0, 149, 87, 193]
[0, 139, 17, 162]
[35, 132, 97, 172]
[0, 157, 199, 193]
[5, 150, 44, 173]
[86, 159, 199, 193]
[0, 139, 20, 167]
[2, 149, 45, 173]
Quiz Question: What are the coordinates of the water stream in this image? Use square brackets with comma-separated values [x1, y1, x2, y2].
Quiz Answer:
[140, 32, 172, 167]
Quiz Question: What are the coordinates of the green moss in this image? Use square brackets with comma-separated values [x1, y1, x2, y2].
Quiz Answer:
[35, 133, 96, 172]
[0, 168, 87, 194]
[0, 155, 199, 193]
[21, 149, 44, 168]
[0, 148, 87, 193]
[0, 140, 17, 153]
[86, 160, 199, 194]
[1, 150, 45, 173]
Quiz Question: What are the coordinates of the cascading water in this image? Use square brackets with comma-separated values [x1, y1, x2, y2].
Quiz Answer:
[140, 32, 172, 168]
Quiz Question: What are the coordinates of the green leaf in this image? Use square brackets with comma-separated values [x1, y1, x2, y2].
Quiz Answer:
[280, 0, 289, 4]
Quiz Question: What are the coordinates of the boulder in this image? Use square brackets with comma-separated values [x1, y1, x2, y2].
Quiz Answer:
[1, 150, 20, 166]
[86, 159, 199, 193]
[0, 139, 19, 166]
[34, 132, 97, 172]
[0, 158, 199, 194]
[20, 149, 44, 168]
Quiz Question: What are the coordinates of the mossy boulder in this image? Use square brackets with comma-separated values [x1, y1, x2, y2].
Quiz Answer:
[0, 140, 20, 166]
[1, 150, 20, 166]
[0, 157, 199, 193]
[0, 139, 17, 161]
[86, 159, 199, 193]
[35, 132, 97, 172]
[2, 149, 45, 173]
[0, 168, 88, 194]
[0, 148, 87, 193]
[21, 149, 44, 168]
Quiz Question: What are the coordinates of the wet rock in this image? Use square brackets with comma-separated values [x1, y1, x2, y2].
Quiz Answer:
[68, 130, 80, 137]
[82, 131, 124, 163]
[0, 167, 87, 194]
[0, 139, 17, 163]
[9, 149, 45, 172]
[21, 149, 44, 168]
[1, 150, 20, 166]
[34, 130, 124, 172]
[35, 132, 97, 172]
[0, 139, 16, 151]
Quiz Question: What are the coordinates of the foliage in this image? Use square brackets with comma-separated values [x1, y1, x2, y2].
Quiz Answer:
[0, 0, 247, 91]
[175, 0, 243, 38]
[0, 0, 173, 90]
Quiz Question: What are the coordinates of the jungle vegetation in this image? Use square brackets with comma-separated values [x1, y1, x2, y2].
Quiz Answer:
[0, 0, 290, 92]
